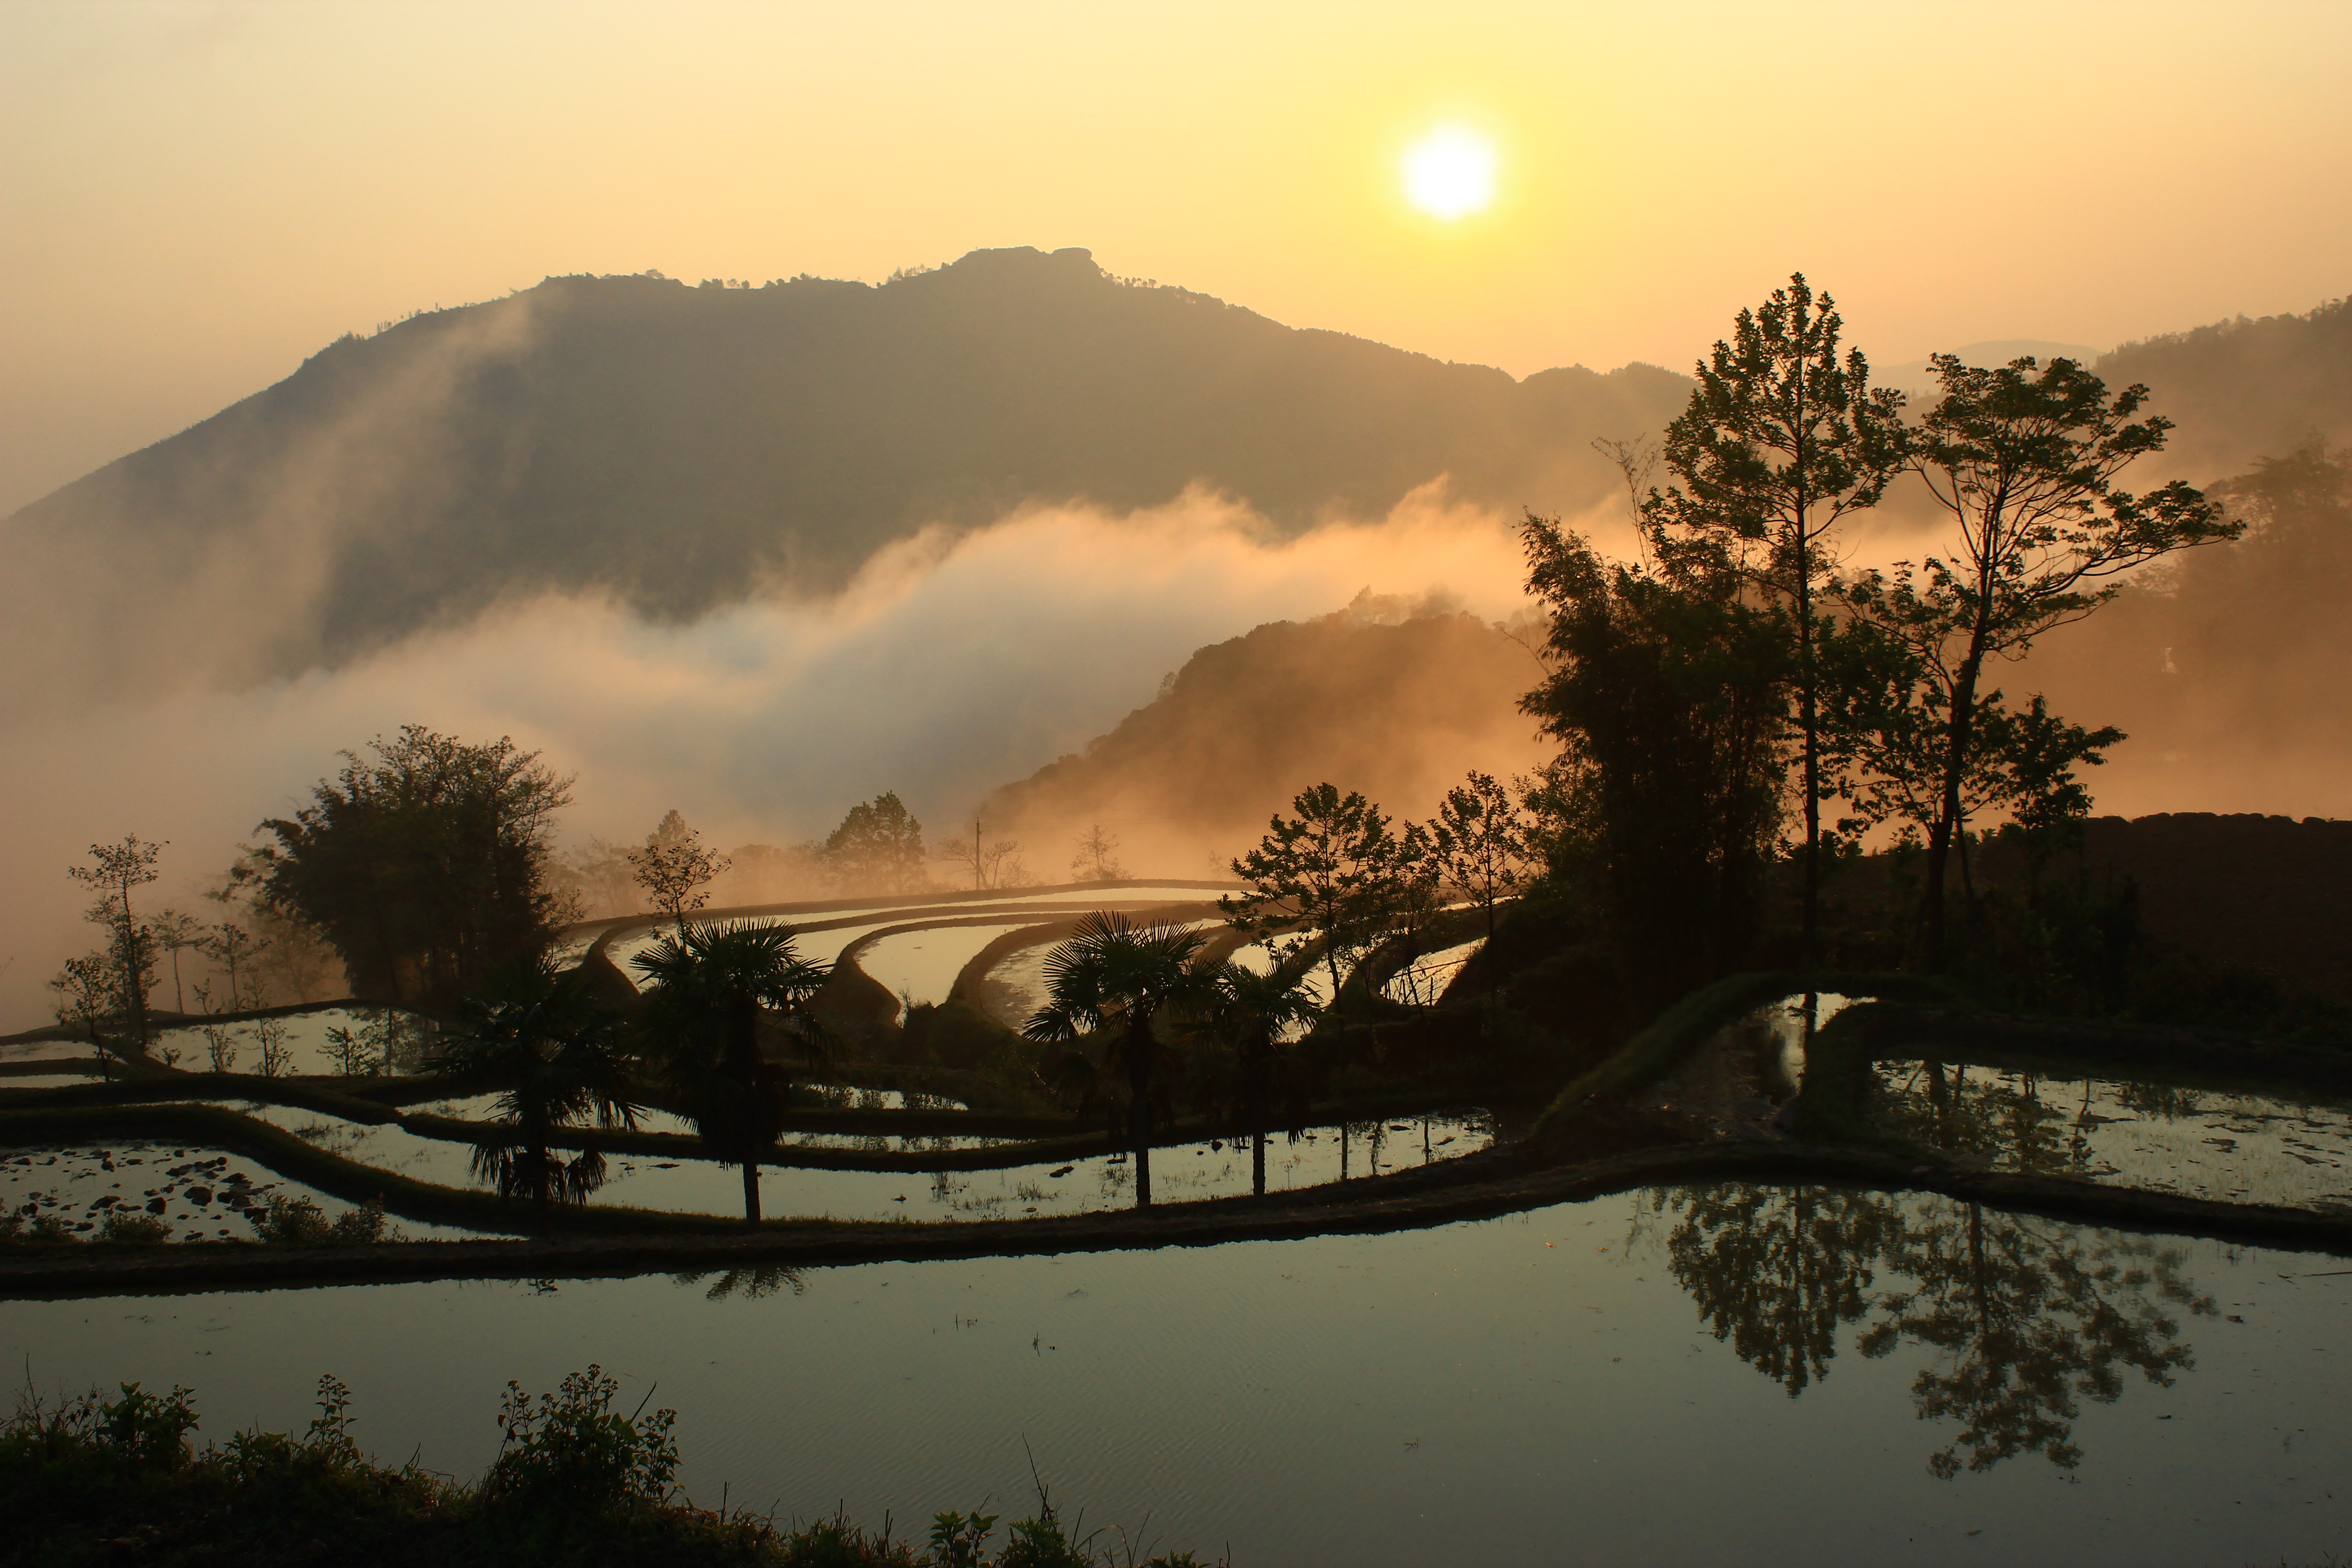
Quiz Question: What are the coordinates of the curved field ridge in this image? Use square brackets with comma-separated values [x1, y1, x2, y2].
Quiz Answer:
[4, 1135, 2348, 1302]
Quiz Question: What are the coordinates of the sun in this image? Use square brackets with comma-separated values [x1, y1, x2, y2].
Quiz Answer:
[1401, 126, 1497, 221]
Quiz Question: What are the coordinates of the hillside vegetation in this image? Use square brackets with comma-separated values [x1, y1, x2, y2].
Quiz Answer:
[975, 594, 1550, 869]
[2094, 296, 2352, 485]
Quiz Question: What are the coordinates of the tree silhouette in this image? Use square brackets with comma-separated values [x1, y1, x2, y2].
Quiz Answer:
[47, 955, 117, 1080]
[1022, 912, 1215, 1207]
[1204, 961, 1319, 1196]
[1069, 824, 1129, 883]
[627, 810, 730, 931]
[67, 835, 166, 1048]
[1518, 517, 1789, 994]
[196, 918, 267, 1012]
[940, 820, 1028, 890]
[1842, 354, 2235, 965]
[1430, 772, 1531, 1007]
[252, 726, 573, 1010]
[150, 907, 204, 1016]
[439, 959, 642, 1225]
[632, 921, 832, 1224]
[1643, 275, 1907, 964]
[1222, 784, 1398, 1060]
[823, 793, 928, 895]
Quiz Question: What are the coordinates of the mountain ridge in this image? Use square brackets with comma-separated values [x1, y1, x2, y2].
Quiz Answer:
[1, 246, 1688, 687]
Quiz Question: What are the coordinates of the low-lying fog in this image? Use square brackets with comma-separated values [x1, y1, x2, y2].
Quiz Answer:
[0, 486, 1546, 1031]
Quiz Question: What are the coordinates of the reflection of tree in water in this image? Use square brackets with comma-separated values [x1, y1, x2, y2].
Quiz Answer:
[2117, 1080, 2203, 1121]
[1867, 1196, 2214, 1477]
[1872, 1064, 2083, 1176]
[1646, 1184, 2213, 1475]
[671, 1263, 806, 1300]
[1648, 1185, 1901, 1396]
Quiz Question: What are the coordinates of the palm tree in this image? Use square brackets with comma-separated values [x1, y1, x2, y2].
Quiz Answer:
[631, 921, 831, 1224]
[441, 957, 642, 1225]
[1205, 962, 1319, 1197]
[1023, 912, 1215, 1208]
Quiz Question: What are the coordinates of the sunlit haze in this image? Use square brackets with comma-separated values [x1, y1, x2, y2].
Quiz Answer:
[5, 0, 2348, 513]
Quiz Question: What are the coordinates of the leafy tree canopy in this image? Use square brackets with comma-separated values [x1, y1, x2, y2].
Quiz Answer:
[251, 725, 573, 1011]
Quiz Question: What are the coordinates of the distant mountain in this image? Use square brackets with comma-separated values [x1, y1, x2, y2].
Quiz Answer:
[2092, 297, 2352, 486]
[974, 594, 1553, 869]
[2, 246, 1688, 686]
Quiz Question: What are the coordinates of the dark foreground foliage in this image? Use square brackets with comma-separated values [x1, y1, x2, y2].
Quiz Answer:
[0, 1369, 1215, 1568]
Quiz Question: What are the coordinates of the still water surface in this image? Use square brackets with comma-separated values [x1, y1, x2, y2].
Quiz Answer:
[9, 1184, 2345, 1566]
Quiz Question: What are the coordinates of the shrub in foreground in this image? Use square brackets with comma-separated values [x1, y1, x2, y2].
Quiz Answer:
[0, 1367, 1217, 1567]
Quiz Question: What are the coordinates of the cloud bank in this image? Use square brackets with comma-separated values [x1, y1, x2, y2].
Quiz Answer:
[0, 485, 1543, 1029]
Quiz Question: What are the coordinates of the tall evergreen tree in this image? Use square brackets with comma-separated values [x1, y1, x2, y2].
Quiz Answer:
[822, 792, 929, 895]
[1221, 784, 1399, 1058]
[1644, 274, 1906, 963]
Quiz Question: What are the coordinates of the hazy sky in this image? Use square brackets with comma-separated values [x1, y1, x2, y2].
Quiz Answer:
[5, 0, 2348, 515]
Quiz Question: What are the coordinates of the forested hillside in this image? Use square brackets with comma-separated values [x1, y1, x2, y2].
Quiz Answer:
[975, 594, 1551, 871]
[2093, 296, 2351, 484]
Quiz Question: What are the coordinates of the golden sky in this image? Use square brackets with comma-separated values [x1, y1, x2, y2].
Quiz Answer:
[4, 0, 2347, 513]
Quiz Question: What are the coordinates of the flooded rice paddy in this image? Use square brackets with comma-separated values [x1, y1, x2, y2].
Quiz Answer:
[859, 921, 1072, 1017]
[597, 886, 1231, 985]
[1, 1141, 486, 1241]
[8, 1184, 2344, 1566]
[1381, 937, 1485, 1005]
[5, 1110, 1493, 1227]
[9, 979, 2352, 1561]
[1869, 1063, 2352, 1212]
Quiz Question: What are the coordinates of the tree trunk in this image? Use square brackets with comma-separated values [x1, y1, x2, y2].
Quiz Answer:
[1793, 366, 1817, 973]
[1248, 1049, 1267, 1198]
[1798, 560, 1821, 970]
[1325, 942, 1347, 1071]
[742, 1159, 762, 1224]
[1483, 897, 1499, 1020]
[1925, 649, 1986, 969]
[1129, 1019, 1152, 1208]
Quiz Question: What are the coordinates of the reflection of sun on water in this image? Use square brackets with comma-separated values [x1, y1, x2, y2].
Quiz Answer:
[1402, 126, 1497, 220]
